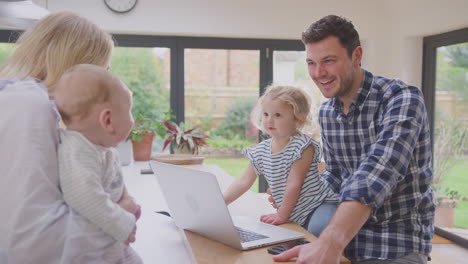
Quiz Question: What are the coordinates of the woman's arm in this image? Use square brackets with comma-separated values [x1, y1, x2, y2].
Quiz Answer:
[261, 145, 314, 225]
[223, 163, 257, 205]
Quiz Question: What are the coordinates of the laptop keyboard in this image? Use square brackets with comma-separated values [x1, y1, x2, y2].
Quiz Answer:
[235, 226, 269, 243]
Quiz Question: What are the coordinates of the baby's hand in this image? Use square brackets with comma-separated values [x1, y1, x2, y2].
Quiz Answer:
[260, 213, 288, 225]
[118, 193, 141, 221]
[124, 225, 137, 245]
[119, 195, 137, 212]
[134, 204, 141, 220]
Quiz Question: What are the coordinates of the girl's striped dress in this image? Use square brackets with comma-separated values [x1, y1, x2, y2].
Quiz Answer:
[243, 132, 338, 225]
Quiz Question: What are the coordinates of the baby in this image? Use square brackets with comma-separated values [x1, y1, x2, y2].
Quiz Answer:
[54, 64, 141, 263]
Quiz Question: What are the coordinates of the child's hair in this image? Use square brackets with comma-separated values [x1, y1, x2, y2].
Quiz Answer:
[54, 64, 120, 125]
[251, 85, 312, 133]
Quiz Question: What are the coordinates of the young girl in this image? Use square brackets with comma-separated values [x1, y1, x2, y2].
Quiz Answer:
[223, 85, 338, 237]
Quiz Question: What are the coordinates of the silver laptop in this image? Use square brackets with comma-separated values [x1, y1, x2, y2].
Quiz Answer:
[150, 160, 304, 250]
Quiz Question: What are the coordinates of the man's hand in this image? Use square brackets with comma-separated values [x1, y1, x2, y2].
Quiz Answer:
[266, 188, 277, 209]
[273, 239, 342, 264]
[273, 201, 370, 263]
[260, 213, 288, 225]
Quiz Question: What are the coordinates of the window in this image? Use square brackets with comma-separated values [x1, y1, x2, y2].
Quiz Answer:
[110, 46, 171, 152]
[109, 35, 304, 192]
[0, 30, 17, 64]
[183, 48, 260, 191]
[422, 28, 468, 241]
[272, 50, 324, 140]
[0, 31, 303, 192]
[0, 42, 13, 64]
[184, 48, 259, 143]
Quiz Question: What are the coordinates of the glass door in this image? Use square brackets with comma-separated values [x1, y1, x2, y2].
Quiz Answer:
[184, 48, 260, 191]
[110, 47, 171, 153]
[433, 42, 468, 233]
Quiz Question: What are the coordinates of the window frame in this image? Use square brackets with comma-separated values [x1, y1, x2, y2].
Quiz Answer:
[113, 35, 303, 193]
[421, 27, 468, 141]
[112, 34, 303, 126]
[421, 27, 468, 246]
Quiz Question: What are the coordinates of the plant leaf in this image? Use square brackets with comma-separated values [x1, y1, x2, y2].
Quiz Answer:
[162, 138, 172, 151]
[163, 120, 178, 132]
[187, 136, 195, 151]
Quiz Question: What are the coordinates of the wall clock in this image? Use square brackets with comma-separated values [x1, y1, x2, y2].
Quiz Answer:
[104, 0, 137, 13]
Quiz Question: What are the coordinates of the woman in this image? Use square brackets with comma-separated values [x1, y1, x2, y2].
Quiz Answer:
[0, 11, 140, 263]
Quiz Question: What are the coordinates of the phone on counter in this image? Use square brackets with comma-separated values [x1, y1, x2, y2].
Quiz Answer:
[267, 239, 310, 255]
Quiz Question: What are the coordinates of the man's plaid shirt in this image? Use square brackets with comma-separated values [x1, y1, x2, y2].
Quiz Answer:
[319, 70, 435, 262]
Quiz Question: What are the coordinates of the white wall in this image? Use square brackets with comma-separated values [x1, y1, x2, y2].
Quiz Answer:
[371, 0, 468, 86]
[34, 0, 468, 87]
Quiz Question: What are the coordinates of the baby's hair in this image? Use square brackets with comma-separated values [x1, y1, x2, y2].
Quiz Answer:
[55, 64, 121, 125]
[251, 85, 312, 133]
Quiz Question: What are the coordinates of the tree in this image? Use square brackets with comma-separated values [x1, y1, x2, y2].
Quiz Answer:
[0, 43, 14, 66]
[110, 47, 170, 140]
[445, 43, 468, 68]
[212, 97, 256, 140]
[436, 43, 468, 102]
[110, 47, 168, 105]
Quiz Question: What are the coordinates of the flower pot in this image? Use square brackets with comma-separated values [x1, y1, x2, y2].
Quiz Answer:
[132, 133, 154, 161]
[435, 206, 455, 228]
[434, 196, 456, 228]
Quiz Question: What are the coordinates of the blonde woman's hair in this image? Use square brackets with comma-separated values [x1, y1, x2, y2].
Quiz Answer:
[251, 85, 312, 133]
[0, 11, 113, 95]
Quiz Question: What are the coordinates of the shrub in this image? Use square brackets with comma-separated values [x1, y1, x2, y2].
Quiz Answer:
[206, 135, 253, 149]
[211, 97, 256, 139]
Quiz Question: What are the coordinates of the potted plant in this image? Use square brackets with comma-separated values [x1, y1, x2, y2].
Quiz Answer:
[130, 117, 166, 161]
[161, 120, 209, 155]
[129, 86, 170, 161]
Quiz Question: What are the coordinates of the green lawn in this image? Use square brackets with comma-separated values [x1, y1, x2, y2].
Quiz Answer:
[204, 158, 259, 192]
[440, 158, 468, 228]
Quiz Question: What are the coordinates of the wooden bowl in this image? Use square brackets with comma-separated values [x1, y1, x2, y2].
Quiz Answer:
[151, 154, 205, 165]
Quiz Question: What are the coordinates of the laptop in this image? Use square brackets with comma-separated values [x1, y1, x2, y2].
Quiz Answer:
[150, 160, 304, 250]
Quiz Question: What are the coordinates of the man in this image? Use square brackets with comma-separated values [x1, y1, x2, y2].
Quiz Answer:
[273, 15, 434, 264]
